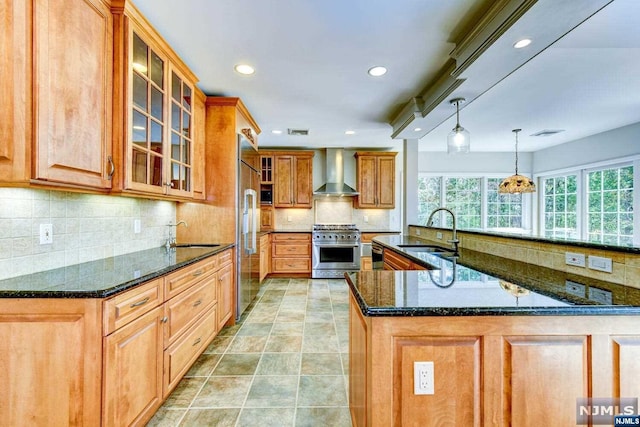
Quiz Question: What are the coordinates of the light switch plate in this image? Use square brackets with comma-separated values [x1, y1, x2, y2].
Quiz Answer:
[565, 280, 586, 298]
[588, 255, 612, 273]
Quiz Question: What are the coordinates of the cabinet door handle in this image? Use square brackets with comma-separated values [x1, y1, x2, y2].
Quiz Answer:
[161, 316, 169, 323]
[130, 297, 150, 308]
[192, 337, 201, 346]
[192, 270, 203, 277]
[107, 156, 115, 180]
[193, 299, 202, 307]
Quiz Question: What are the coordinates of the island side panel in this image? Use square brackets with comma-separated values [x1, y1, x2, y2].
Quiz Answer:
[348, 303, 640, 427]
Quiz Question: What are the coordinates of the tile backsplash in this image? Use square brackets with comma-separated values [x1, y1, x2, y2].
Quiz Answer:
[0, 188, 175, 280]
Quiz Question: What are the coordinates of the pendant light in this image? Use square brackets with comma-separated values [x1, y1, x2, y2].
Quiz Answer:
[499, 129, 536, 194]
[447, 98, 470, 154]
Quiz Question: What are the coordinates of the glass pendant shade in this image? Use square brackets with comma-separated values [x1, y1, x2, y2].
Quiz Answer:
[447, 98, 470, 154]
[499, 129, 536, 194]
[447, 125, 470, 154]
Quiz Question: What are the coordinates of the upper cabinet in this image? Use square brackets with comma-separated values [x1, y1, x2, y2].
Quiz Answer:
[273, 151, 314, 208]
[354, 151, 397, 209]
[111, 1, 202, 200]
[1, 0, 114, 190]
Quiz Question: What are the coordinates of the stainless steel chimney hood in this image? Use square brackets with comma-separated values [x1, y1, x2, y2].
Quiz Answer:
[313, 148, 359, 196]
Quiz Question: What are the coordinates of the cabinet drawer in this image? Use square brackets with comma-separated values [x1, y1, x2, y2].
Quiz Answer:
[271, 233, 311, 242]
[103, 278, 163, 334]
[217, 249, 233, 267]
[164, 277, 217, 347]
[273, 243, 311, 257]
[164, 257, 217, 299]
[163, 306, 217, 397]
[383, 249, 412, 270]
[272, 258, 311, 273]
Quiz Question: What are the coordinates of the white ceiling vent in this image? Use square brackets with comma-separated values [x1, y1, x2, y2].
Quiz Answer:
[531, 129, 565, 137]
[287, 128, 309, 136]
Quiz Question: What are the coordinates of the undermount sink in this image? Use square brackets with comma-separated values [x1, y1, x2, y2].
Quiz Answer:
[174, 244, 221, 248]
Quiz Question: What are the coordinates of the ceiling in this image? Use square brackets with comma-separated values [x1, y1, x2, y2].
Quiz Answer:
[131, 0, 640, 153]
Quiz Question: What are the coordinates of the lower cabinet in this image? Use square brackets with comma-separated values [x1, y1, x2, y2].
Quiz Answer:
[103, 306, 165, 426]
[271, 233, 311, 275]
[259, 233, 271, 282]
[383, 248, 428, 270]
[0, 248, 235, 426]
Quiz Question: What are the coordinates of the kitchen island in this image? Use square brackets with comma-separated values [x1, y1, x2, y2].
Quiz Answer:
[0, 244, 234, 426]
[347, 239, 640, 427]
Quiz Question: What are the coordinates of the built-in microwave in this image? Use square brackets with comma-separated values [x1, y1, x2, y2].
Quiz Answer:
[260, 189, 272, 204]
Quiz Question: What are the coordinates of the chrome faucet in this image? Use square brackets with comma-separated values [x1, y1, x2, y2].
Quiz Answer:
[426, 207, 459, 253]
[166, 220, 188, 250]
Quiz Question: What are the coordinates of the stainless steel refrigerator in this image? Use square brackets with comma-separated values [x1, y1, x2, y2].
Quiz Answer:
[237, 135, 260, 319]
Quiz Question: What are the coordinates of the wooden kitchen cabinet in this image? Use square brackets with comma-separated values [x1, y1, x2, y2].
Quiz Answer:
[354, 151, 397, 209]
[103, 305, 165, 427]
[111, 2, 201, 199]
[274, 151, 314, 208]
[261, 205, 274, 230]
[1, 0, 114, 190]
[216, 250, 235, 331]
[259, 233, 271, 282]
[0, 298, 103, 427]
[383, 248, 428, 270]
[271, 233, 312, 275]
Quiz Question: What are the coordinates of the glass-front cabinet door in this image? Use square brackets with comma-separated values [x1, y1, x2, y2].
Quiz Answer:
[167, 67, 193, 196]
[126, 27, 194, 197]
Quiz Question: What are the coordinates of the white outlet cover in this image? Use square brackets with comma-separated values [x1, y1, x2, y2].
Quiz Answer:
[565, 252, 586, 267]
[414, 361, 434, 395]
[39, 223, 53, 245]
[134, 219, 141, 234]
[588, 255, 612, 273]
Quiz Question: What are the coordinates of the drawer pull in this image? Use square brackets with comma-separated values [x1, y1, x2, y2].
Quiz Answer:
[193, 300, 202, 307]
[192, 270, 204, 277]
[161, 316, 168, 323]
[192, 337, 201, 346]
[130, 297, 150, 308]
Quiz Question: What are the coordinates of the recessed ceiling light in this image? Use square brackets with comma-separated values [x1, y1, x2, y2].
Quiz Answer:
[271, 130, 282, 134]
[234, 64, 255, 75]
[345, 130, 356, 135]
[513, 38, 532, 49]
[368, 66, 387, 77]
[414, 127, 422, 132]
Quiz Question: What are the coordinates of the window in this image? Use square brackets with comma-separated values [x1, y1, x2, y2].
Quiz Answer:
[417, 176, 441, 226]
[417, 175, 528, 232]
[542, 175, 578, 239]
[539, 162, 635, 246]
[487, 178, 523, 230]
[445, 178, 481, 229]
[586, 165, 634, 246]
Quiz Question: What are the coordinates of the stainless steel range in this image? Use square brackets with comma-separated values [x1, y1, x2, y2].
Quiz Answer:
[312, 224, 361, 278]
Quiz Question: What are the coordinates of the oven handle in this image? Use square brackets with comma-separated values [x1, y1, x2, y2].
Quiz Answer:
[313, 243, 360, 248]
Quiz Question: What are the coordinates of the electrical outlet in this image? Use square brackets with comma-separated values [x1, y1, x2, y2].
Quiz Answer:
[589, 287, 613, 304]
[39, 223, 53, 245]
[364, 215, 369, 223]
[414, 361, 434, 395]
[565, 252, 586, 267]
[287, 216, 292, 222]
[436, 232, 443, 240]
[415, 229, 421, 236]
[588, 255, 612, 273]
[134, 219, 141, 234]
[565, 280, 586, 298]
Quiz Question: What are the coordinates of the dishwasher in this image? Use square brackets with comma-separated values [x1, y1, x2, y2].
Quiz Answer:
[371, 241, 384, 270]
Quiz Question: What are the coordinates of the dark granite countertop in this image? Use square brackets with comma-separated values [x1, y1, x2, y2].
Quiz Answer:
[349, 235, 640, 316]
[408, 224, 640, 255]
[0, 244, 234, 299]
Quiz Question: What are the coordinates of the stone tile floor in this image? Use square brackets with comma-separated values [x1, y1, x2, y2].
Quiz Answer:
[146, 278, 352, 427]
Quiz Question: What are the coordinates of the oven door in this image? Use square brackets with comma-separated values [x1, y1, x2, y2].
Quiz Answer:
[312, 243, 361, 271]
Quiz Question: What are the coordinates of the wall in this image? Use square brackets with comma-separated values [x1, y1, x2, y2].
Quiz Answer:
[408, 225, 640, 289]
[0, 188, 175, 280]
[532, 121, 640, 174]
[417, 151, 533, 175]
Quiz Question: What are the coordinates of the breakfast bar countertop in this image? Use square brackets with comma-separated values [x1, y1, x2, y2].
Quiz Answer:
[349, 235, 640, 316]
[0, 244, 234, 299]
